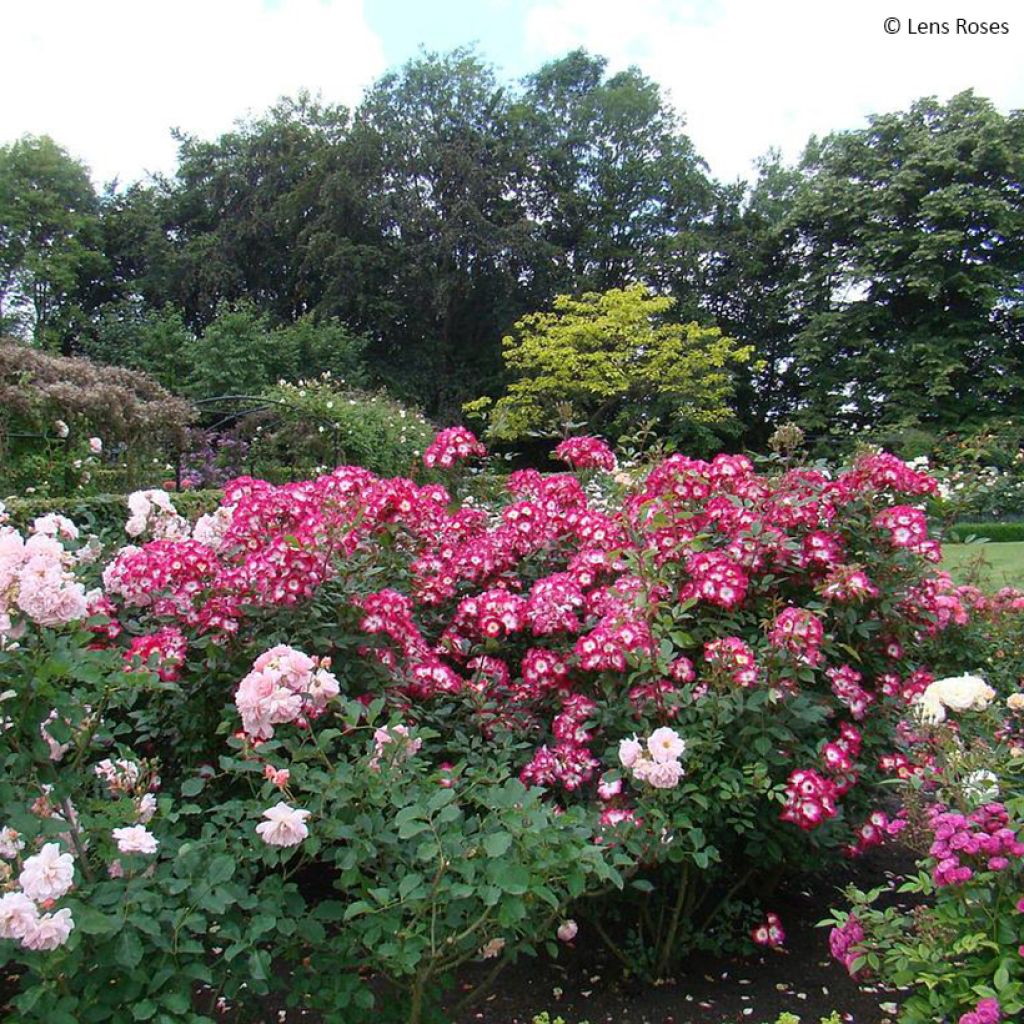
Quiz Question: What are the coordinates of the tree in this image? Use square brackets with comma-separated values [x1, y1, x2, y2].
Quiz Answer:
[515, 50, 713, 303]
[787, 91, 1024, 439]
[0, 135, 107, 351]
[695, 153, 806, 447]
[164, 94, 348, 327]
[181, 302, 369, 399]
[311, 49, 546, 418]
[472, 285, 753, 442]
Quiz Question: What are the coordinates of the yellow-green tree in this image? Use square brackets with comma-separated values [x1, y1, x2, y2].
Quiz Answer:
[469, 285, 754, 441]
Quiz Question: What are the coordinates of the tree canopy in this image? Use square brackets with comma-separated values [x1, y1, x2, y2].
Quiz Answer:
[0, 53, 1020, 453]
[0, 136, 106, 351]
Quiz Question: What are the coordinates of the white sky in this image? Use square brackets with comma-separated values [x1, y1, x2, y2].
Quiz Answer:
[2, 0, 1022, 187]
[0, 0, 386, 187]
[523, 0, 1024, 181]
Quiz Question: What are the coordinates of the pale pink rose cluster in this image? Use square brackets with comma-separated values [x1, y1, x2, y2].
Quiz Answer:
[234, 645, 340, 740]
[1, 523, 88, 638]
[136, 793, 158, 824]
[0, 826, 25, 860]
[94, 757, 159, 829]
[0, 843, 76, 951]
[618, 727, 687, 789]
[125, 490, 190, 541]
[369, 724, 422, 770]
[94, 757, 142, 795]
[263, 764, 291, 789]
[256, 802, 310, 847]
[30, 513, 79, 542]
[191, 505, 237, 552]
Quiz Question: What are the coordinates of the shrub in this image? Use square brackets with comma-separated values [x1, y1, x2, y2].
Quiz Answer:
[825, 670, 1024, 1023]
[467, 285, 753, 443]
[262, 376, 436, 478]
[0, 341, 196, 495]
[182, 302, 369, 399]
[948, 523, 1024, 543]
[3, 440, 1014, 1020]
[1, 490, 223, 544]
[0, 340, 194, 444]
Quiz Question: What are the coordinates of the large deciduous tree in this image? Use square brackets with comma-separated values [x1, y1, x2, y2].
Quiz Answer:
[516, 50, 713, 303]
[0, 136, 107, 352]
[311, 49, 545, 418]
[788, 91, 1024, 438]
[161, 93, 347, 328]
[695, 153, 806, 447]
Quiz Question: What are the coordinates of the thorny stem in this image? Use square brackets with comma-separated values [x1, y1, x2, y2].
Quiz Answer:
[697, 866, 756, 933]
[60, 798, 93, 883]
[407, 969, 427, 1024]
[450, 947, 514, 1016]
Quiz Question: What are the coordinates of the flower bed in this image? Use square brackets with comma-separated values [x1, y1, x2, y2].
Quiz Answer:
[1, 437, 1021, 1022]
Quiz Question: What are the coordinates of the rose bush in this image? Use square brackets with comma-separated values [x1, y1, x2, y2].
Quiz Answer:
[3, 436, 1018, 1020]
[825, 664, 1024, 1024]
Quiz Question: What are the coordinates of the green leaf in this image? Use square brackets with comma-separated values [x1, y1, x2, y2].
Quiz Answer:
[207, 853, 235, 885]
[397, 818, 428, 839]
[116, 929, 144, 970]
[492, 862, 529, 895]
[994, 962, 1011, 991]
[483, 832, 512, 858]
[399, 873, 424, 900]
[73, 905, 119, 935]
[248, 949, 271, 982]
[180, 777, 205, 797]
[344, 900, 372, 921]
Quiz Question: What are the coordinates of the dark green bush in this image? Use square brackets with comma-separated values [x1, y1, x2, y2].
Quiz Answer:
[947, 521, 1024, 543]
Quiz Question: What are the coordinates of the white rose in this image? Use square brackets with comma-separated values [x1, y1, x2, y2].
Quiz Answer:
[255, 803, 310, 848]
[618, 736, 643, 769]
[112, 825, 159, 855]
[926, 675, 996, 713]
[0, 892, 39, 940]
[914, 693, 947, 725]
[647, 727, 686, 764]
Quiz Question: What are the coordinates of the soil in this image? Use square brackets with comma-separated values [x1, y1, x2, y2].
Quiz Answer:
[445, 847, 913, 1024]
[0, 848, 915, 1024]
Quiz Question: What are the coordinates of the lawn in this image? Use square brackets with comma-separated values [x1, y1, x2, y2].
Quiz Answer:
[941, 541, 1024, 589]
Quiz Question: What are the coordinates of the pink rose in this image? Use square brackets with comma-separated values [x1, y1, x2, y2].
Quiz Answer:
[255, 803, 310, 847]
[618, 736, 643, 769]
[645, 759, 684, 790]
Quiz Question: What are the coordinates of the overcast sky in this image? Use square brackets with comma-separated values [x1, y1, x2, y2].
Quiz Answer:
[3, 0, 1022, 187]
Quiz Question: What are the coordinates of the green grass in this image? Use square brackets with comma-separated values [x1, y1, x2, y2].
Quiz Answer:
[941, 541, 1024, 589]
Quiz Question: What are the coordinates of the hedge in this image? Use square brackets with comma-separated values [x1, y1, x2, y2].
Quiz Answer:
[2, 490, 223, 541]
[947, 521, 1024, 543]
